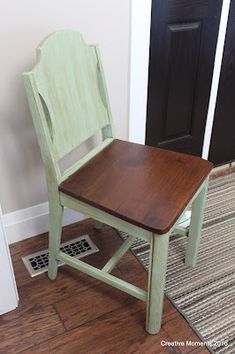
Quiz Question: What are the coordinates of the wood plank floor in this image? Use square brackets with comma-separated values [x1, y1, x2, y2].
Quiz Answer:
[0, 219, 209, 354]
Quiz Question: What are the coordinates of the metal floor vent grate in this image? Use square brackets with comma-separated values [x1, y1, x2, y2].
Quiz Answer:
[22, 235, 99, 277]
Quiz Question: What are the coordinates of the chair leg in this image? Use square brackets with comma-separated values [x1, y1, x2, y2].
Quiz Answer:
[185, 178, 208, 268]
[102, 235, 136, 273]
[94, 220, 103, 230]
[48, 201, 64, 280]
[146, 232, 170, 334]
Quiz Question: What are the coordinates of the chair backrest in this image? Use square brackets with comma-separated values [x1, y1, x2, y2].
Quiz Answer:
[23, 30, 114, 183]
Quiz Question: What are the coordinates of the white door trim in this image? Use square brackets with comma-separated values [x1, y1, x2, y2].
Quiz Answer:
[202, 0, 231, 158]
[129, 0, 231, 158]
[0, 204, 18, 315]
[129, 0, 151, 144]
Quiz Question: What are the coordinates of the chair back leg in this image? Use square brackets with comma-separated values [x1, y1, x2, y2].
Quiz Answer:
[48, 198, 64, 280]
[93, 220, 103, 230]
[146, 231, 170, 334]
[185, 178, 209, 267]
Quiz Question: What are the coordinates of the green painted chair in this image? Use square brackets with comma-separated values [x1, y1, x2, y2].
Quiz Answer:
[23, 30, 213, 334]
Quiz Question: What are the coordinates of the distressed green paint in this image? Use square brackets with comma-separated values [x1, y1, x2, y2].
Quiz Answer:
[48, 200, 63, 280]
[22, 30, 209, 335]
[34, 31, 112, 159]
[102, 235, 136, 273]
[146, 232, 170, 334]
[93, 220, 103, 230]
[22, 30, 115, 285]
[173, 225, 189, 237]
[23, 74, 61, 184]
[23, 30, 114, 182]
[56, 251, 147, 301]
[185, 178, 209, 267]
[95, 46, 115, 140]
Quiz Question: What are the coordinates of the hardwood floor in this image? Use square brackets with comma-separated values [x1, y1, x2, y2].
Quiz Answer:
[0, 219, 209, 354]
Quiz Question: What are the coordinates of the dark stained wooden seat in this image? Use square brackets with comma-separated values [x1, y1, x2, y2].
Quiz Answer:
[59, 139, 213, 234]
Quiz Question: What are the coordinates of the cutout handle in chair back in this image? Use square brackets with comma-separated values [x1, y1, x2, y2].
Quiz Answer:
[23, 30, 112, 161]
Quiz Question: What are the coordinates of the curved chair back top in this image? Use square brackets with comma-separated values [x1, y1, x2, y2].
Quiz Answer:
[23, 30, 114, 177]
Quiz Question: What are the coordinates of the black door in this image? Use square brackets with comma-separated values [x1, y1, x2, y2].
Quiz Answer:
[209, 1, 235, 165]
[146, 0, 222, 156]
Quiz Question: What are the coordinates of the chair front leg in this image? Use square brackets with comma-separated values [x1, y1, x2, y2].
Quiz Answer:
[146, 232, 170, 334]
[93, 220, 103, 230]
[48, 196, 64, 280]
[185, 177, 209, 268]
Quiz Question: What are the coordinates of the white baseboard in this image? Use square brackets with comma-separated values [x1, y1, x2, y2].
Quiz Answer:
[3, 202, 85, 245]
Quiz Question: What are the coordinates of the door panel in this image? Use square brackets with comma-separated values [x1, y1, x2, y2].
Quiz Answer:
[163, 21, 202, 143]
[146, 0, 222, 156]
[209, 0, 235, 165]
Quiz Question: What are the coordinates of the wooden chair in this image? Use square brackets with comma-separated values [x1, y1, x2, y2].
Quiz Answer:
[23, 30, 213, 334]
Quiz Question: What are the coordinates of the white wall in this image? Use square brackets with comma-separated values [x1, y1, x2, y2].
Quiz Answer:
[0, 0, 131, 215]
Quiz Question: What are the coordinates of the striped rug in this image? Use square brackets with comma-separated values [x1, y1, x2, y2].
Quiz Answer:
[119, 172, 235, 354]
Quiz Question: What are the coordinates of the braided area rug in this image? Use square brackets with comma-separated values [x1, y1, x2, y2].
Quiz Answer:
[119, 172, 235, 354]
